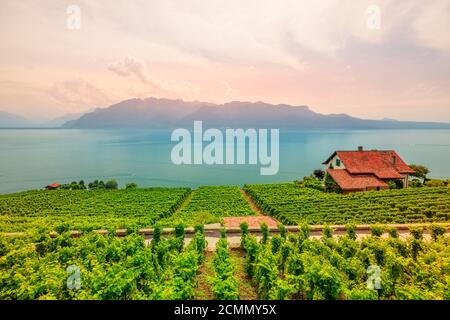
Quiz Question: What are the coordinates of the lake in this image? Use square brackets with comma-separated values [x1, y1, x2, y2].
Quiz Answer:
[0, 128, 449, 194]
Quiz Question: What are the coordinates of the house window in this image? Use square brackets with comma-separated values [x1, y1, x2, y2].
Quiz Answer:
[336, 158, 341, 167]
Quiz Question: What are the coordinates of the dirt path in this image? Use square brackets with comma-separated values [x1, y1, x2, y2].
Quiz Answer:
[194, 252, 214, 300]
[194, 248, 258, 300]
[174, 189, 194, 215]
[230, 249, 258, 299]
[240, 189, 263, 215]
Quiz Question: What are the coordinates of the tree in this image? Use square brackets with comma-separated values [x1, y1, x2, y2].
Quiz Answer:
[105, 180, 118, 190]
[409, 164, 430, 181]
[79, 180, 86, 190]
[125, 182, 138, 190]
[69, 181, 80, 190]
[88, 180, 99, 190]
[313, 169, 325, 180]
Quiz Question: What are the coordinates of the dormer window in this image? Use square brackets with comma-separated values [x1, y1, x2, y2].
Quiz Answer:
[336, 158, 341, 167]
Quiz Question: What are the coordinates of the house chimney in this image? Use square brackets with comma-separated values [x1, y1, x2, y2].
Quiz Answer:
[357, 146, 363, 151]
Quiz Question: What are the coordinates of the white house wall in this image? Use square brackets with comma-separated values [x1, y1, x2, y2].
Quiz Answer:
[325, 154, 345, 169]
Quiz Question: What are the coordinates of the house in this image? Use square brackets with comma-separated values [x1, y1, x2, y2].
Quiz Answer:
[322, 146, 415, 194]
[45, 183, 61, 190]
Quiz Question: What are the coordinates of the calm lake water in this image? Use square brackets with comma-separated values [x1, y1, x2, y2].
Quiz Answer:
[0, 128, 449, 194]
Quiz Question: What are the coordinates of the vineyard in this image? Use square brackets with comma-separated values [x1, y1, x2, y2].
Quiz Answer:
[159, 186, 255, 227]
[240, 223, 450, 300]
[0, 188, 190, 233]
[244, 183, 450, 225]
[1, 182, 450, 300]
[0, 228, 206, 299]
[1, 224, 449, 300]
[1, 184, 449, 234]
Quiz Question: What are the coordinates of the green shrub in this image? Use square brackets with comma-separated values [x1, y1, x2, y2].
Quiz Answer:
[278, 223, 287, 239]
[409, 180, 423, 188]
[105, 180, 118, 190]
[175, 223, 185, 239]
[325, 174, 341, 193]
[299, 223, 311, 241]
[220, 227, 227, 239]
[370, 225, 384, 237]
[387, 227, 399, 238]
[125, 182, 138, 190]
[409, 227, 423, 240]
[304, 177, 325, 191]
[213, 237, 240, 300]
[430, 224, 446, 241]
[425, 179, 446, 187]
[322, 225, 333, 239]
[260, 222, 269, 244]
[386, 179, 403, 189]
[55, 223, 70, 234]
[152, 225, 162, 247]
[240, 222, 249, 249]
[346, 223, 357, 240]
[271, 235, 282, 254]
[194, 224, 204, 235]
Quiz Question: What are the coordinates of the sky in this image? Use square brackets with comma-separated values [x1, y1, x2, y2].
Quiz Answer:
[0, 0, 450, 121]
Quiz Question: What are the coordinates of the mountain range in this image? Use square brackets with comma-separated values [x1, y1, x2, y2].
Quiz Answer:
[2, 98, 450, 129]
[62, 97, 450, 130]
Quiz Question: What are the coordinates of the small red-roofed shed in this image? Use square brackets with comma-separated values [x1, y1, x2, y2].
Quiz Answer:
[45, 183, 61, 190]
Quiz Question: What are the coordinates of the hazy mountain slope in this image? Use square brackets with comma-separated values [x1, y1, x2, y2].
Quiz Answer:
[63, 97, 212, 128]
[43, 113, 85, 127]
[62, 98, 450, 129]
[0, 111, 30, 127]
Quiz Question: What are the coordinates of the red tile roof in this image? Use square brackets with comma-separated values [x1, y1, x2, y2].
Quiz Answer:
[46, 183, 61, 188]
[327, 169, 388, 191]
[324, 150, 415, 178]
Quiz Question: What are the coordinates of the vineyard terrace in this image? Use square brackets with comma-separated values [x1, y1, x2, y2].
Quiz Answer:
[171, 121, 279, 175]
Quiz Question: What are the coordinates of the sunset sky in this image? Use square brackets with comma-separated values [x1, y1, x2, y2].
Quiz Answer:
[1, 0, 450, 121]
